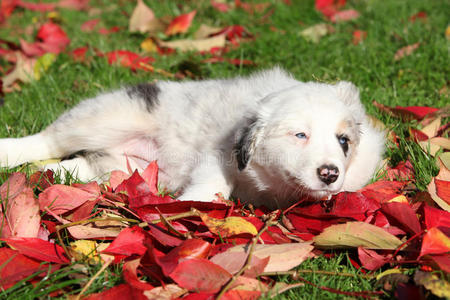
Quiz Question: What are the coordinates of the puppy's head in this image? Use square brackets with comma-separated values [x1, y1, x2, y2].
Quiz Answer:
[236, 81, 365, 200]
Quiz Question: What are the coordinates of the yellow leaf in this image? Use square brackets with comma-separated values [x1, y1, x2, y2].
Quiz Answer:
[200, 214, 257, 237]
[34, 53, 56, 80]
[418, 140, 441, 156]
[313, 221, 403, 249]
[430, 137, 450, 150]
[415, 271, 450, 299]
[387, 195, 408, 203]
[438, 152, 450, 170]
[376, 268, 402, 281]
[70, 240, 100, 264]
[157, 34, 226, 52]
[141, 38, 158, 53]
[299, 24, 333, 43]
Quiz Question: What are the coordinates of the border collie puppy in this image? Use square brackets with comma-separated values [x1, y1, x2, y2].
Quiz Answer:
[0, 68, 384, 208]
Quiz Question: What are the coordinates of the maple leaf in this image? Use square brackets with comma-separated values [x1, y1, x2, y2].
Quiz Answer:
[20, 22, 70, 57]
[165, 10, 196, 36]
[420, 227, 450, 257]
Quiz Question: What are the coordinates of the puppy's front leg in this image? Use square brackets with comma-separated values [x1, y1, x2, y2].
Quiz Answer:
[178, 157, 233, 202]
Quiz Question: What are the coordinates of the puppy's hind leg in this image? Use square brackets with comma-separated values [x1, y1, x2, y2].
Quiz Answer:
[0, 133, 60, 168]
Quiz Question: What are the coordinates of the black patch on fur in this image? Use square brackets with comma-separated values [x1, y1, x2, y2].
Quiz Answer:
[62, 150, 107, 161]
[235, 117, 258, 171]
[127, 83, 160, 112]
[336, 134, 349, 156]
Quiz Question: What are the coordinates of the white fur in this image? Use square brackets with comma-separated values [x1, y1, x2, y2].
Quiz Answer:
[0, 68, 384, 208]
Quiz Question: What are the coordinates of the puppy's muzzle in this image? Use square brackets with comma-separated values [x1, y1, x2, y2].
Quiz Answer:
[317, 164, 339, 185]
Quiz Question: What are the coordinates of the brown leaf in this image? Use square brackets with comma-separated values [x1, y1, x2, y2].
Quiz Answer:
[128, 0, 156, 33]
[313, 222, 403, 249]
[143, 284, 187, 299]
[1, 52, 36, 91]
[157, 34, 226, 52]
[210, 242, 313, 273]
[394, 42, 420, 60]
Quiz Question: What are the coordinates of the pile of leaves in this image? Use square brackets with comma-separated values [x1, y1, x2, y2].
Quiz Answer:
[1, 104, 449, 299]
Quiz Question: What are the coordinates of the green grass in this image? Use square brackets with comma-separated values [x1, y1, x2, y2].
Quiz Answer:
[0, 0, 448, 298]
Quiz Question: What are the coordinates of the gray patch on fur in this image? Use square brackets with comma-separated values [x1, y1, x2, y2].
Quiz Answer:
[127, 83, 160, 112]
[235, 117, 259, 171]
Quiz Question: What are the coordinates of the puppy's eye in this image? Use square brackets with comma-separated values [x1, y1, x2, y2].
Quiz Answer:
[338, 135, 349, 145]
[295, 132, 307, 139]
[337, 134, 349, 156]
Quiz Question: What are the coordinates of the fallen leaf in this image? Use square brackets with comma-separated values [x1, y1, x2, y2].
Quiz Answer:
[315, 0, 346, 18]
[157, 34, 226, 52]
[200, 213, 258, 237]
[123, 258, 154, 291]
[143, 284, 187, 299]
[0, 248, 48, 290]
[129, 0, 155, 33]
[358, 247, 391, 270]
[39, 184, 97, 214]
[155, 239, 212, 276]
[420, 227, 450, 257]
[299, 23, 333, 43]
[409, 11, 427, 23]
[102, 226, 148, 259]
[70, 240, 102, 264]
[165, 10, 196, 36]
[83, 283, 143, 300]
[210, 242, 313, 273]
[17, 0, 56, 11]
[211, 0, 231, 12]
[169, 258, 232, 293]
[58, 0, 89, 10]
[2, 186, 40, 238]
[414, 271, 450, 299]
[104, 50, 154, 71]
[352, 30, 367, 44]
[2, 237, 69, 264]
[194, 24, 223, 39]
[81, 19, 100, 32]
[313, 221, 403, 249]
[394, 42, 420, 61]
[1, 52, 36, 91]
[331, 9, 359, 22]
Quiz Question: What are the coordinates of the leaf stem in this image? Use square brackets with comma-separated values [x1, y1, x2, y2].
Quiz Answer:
[216, 213, 277, 299]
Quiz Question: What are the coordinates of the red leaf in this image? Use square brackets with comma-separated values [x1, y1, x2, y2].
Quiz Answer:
[419, 227, 450, 257]
[2, 186, 40, 238]
[423, 205, 450, 230]
[165, 10, 196, 36]
[169, 258, 232, 293]
[71, 46, 88, 62]
[428, 254, 450, 273]
[360, 180, 407, 203]
[21, 22, 70, 56]
[17, 0, 56, 11]
[147, 223, 184, 247]
[81, 19, 100, 32]
[394, 43, 420, 61]
[0, 248, 47, 290]
[352, 30, 367, 45]
[435, 178, 450, 204]
[0, 172, 27, 200]
[315, 0, 345, 18]
[381, 202, 422, 235]
[155, 239, 211, 276]
[1, 237, 69, 264]
[393, 105, 438, 120]
[29, 170, 54, 191]
[410, 128, 429, 142]
[39, 184, 97, 214]
[84, 283, 147, 300]
[141, 161, 159, 195]
[102, 226, 149, 259]
[409, 11, 427, 23]
[330, 9, 359, 22]
[98, 26, 121, 35]
[358, 247, 390, 270]
[109, 170, 130, 190]
[104, 50, 154, 71]
[211, 0, 230, 12]
[123, 258, 154, 291]
[1, 0, 19, 19]
[222, 290, 261, 300]
[58, 0, 89, 10]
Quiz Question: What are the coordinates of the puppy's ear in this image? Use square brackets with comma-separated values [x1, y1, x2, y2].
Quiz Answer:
[235, 117, 265, 171]
[335, 81, 365, 120]
[335, 81, 360, 106]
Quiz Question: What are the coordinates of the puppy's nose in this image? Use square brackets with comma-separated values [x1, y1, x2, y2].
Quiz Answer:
[317, 164, 339, 185]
